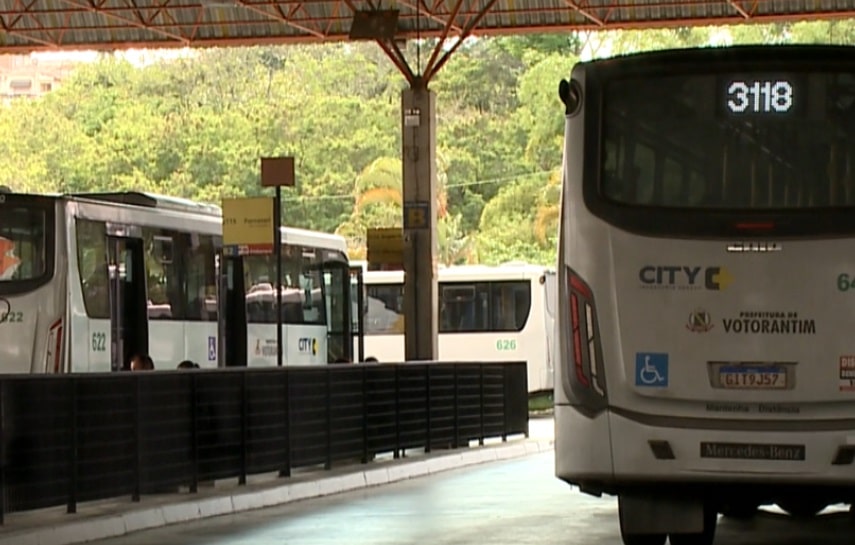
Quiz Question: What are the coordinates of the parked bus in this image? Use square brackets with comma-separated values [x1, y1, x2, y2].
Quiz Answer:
[0, 190, 356, 373]
[554, 45, 855, 545]
[359, 263, 556, 395]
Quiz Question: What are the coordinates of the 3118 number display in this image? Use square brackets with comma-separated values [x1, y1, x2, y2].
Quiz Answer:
[726, 80, 793, 114]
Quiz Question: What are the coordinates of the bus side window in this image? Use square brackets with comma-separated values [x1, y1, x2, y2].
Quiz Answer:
[143, 229, 181, 320]
[185, 234, 217, 321]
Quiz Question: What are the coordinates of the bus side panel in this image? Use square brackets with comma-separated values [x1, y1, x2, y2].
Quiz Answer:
[247, 324, 327, 366]
[185, 321, 218, 368]
[149, 321, 184, 369]
[248, 323, 283, 365]
[362, 334, 405, 363]
[286, 324, 327, 364]
[555, 405, 615, 485]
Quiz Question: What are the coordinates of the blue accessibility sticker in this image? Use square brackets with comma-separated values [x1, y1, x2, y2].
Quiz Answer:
[208, 336, 217, 361]
[635, 352, 668, 387]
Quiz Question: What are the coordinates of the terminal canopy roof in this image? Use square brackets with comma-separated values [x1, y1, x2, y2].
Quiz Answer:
[2, 1, 855, 53]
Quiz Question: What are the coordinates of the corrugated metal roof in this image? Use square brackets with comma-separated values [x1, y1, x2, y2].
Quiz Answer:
[1, 1, 855, 53]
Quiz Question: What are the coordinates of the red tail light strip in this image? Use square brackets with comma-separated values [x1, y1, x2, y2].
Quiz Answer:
[570, 293, 589, 386]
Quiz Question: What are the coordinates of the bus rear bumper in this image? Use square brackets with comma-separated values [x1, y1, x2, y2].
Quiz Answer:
[555, 403, 855, 496]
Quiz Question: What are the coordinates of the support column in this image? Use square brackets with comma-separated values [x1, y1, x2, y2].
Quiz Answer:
[401, 80, 438, 361]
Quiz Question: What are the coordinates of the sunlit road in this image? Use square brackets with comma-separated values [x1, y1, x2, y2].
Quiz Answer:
[87, 447, 855, 545]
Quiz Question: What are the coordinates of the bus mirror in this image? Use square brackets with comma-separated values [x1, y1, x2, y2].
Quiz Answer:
[559, 79, 582, 116]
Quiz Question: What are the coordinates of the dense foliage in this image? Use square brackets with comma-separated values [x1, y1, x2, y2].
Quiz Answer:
[1, 21, 852, 264]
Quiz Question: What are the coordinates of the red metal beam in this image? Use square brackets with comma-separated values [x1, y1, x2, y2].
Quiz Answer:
[422, 0, 465, 77]
[563, 0, 605, 26]
[1, 0, 61, 48]
[3, 1, 855, 53]
[728, 1, 750, 19]
[423, 0, 500, 82]
[57, 0, 190, 44]
[237, 0, 327, 39]
[342, 0, 417, 83]
[378, 38, 417, 85]
[188, 5, 206, 41]
[396, 0, 463, 34]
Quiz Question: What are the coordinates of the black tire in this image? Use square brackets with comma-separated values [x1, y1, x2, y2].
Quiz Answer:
[669, 532, 715, 545]
[777, 499, 827, 518]
[720, 503, 758, 519]
[619, 500, 667, 545]
[620, 533, 667, 545]
[669, 508, 717, 545]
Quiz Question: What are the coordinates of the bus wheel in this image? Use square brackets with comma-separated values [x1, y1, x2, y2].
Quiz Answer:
[777, 499, 827, 518]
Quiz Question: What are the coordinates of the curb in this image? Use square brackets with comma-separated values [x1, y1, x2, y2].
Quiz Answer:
[0, 438, 553, 545]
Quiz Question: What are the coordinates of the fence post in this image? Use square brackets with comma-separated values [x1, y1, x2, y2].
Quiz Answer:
[67, 378, 78, 513]
[190, 373, 198, 493]
[279, 369, 290, 478]
[478, 363, 485, 446]
[424, 364, 431, 453]
[239, 371, 247, 485]
[394, 364, 401, 459]
[501, 364, 510, 442]
[361, 364, 369, 464]
[324, 368, 332, 470]
[452, 364, 459, 449]
[133, 377, 141, 502]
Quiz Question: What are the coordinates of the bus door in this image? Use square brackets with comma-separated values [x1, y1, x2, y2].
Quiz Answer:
[106, 227, 148, 371]
[350, 266, 365, 363]
[219, 253, 247, 367]
[321, 260, 353, 363]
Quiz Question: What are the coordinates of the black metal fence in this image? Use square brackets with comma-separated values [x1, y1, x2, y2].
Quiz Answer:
[0, 361, 528, 523]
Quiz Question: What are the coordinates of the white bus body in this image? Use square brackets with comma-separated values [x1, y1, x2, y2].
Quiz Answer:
[360, 263, 556, 395]
[0, 191, 354, 373]
[555, 45, 855, 545]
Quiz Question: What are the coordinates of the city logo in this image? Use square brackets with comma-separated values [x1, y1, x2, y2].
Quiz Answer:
[298, 337, 318, 355]
[639, 266, 734, 291]
[686, 309, 714, 333]
[635, 352, 668, 387]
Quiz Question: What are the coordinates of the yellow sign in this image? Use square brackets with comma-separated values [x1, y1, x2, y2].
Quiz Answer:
[367, 227, 403, 265]
[222, 197, 274, 246]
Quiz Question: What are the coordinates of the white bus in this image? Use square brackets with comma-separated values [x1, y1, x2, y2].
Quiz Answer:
[359, 263, 556, 395]
[0, 190, 356, 373]
[555, 45, 855, 545]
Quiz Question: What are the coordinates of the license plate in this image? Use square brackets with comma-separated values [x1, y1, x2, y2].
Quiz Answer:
[719, 366, 786, 389]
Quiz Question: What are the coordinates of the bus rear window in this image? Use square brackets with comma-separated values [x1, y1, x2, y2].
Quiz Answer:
[0, 207, 47, 282]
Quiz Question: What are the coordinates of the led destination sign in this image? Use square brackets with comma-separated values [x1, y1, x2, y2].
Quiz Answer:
[726, 79, 794, 114]
[717, 72, 807, 118]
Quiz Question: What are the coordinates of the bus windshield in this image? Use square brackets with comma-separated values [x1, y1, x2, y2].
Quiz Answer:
[0, 205, 48, 283]
[601, 70, 855, 209]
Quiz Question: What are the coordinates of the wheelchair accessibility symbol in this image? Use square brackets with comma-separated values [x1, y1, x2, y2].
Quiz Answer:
[635, 352, 668, 387]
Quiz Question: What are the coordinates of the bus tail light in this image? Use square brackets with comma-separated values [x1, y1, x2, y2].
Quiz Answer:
[563, 268, 607, 407]
[45, 318, 63, 373]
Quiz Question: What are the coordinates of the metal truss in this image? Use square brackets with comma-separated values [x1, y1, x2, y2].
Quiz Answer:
[1, 1, 855, 77]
